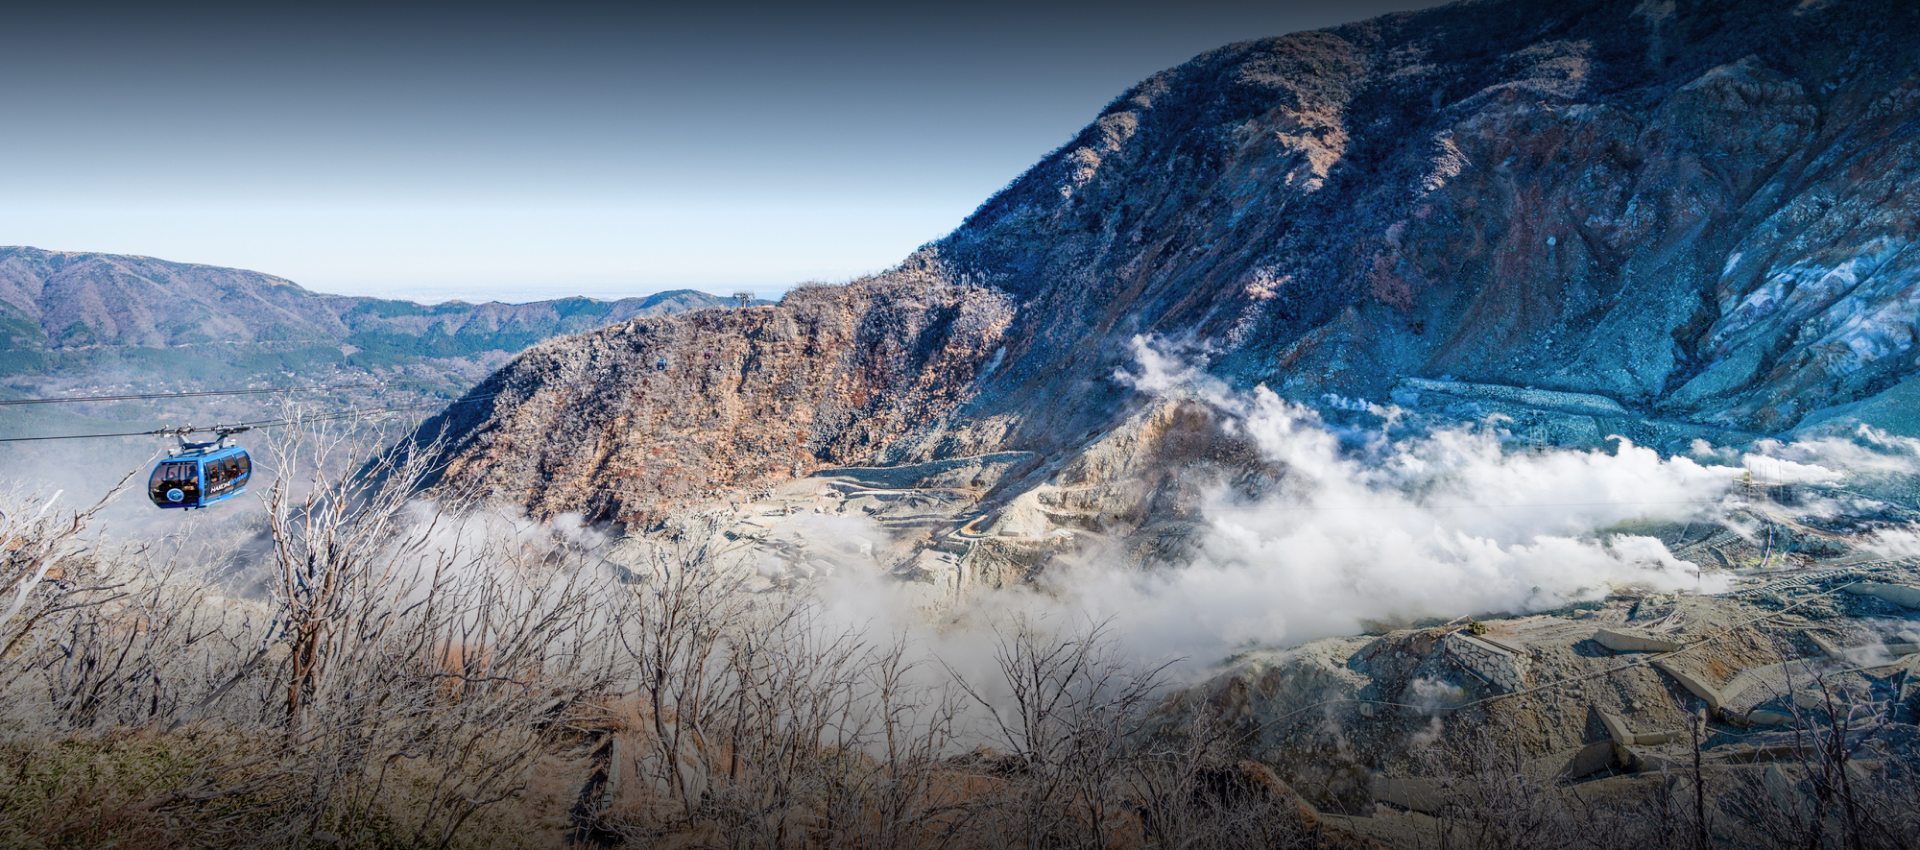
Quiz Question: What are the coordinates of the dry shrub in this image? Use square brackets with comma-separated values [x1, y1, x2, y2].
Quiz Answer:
[5, 424, 1919, 850]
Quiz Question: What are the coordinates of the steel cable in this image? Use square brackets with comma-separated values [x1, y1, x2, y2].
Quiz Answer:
[0, 383, 386, 406]
[0, 387, 512, 443]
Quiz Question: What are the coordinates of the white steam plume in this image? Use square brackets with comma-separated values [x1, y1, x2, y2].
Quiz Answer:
[1072, 337, 1755, 667]
[750, 339, 1920, 684]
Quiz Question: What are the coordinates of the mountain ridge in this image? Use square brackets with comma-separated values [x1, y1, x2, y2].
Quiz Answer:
[0, 245, 742, 376]
[413, 0, 1920, 523]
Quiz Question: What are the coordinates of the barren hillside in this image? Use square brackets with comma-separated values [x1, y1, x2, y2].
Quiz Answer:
[414, 0, 1920, 524]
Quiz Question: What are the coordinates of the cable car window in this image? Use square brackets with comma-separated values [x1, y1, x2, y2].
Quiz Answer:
[234, 453, 250, 483]
[147, 464, 168, 500]
[149, 461, 200, 504]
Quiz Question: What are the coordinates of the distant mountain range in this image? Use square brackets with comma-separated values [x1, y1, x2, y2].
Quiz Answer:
[0, 246, 753, 501]
[0, 246, 740, 380]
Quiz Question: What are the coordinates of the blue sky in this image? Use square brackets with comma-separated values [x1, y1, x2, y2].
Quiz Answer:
[1, 1, 1440, 303]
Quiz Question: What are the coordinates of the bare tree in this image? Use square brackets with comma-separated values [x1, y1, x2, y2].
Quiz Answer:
[608, 518, 754, 820]
[265, 421, 625, 846]
[944, 614, 1170, 850]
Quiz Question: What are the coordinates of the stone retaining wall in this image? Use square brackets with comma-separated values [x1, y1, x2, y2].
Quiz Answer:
[1444, 632, 1531, 692]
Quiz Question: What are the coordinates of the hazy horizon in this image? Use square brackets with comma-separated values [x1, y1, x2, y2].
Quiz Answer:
[2, 0, 1441, 303]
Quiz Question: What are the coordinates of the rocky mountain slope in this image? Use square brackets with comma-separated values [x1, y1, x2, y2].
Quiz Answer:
[414, 0, 1920, 525]
[937, 0, 1920, 437]
[415, 274, 1017, 520]
[395, 2, 1920, 832]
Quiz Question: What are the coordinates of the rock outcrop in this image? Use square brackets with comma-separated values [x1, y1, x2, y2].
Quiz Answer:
[1179, 558, 1920, 816]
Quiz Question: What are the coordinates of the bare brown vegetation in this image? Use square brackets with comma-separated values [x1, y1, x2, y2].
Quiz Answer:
[2, 425, 1918, 850]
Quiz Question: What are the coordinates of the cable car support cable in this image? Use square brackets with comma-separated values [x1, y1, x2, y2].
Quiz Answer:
[0, 388, 511, 443]
[0, 383, 387, 406]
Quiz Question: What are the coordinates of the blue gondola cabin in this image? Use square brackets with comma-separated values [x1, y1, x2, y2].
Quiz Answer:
[148, 444, 252, 509]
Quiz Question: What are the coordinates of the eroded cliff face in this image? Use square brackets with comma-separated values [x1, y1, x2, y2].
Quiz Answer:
[415, 0, 1920, 522]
